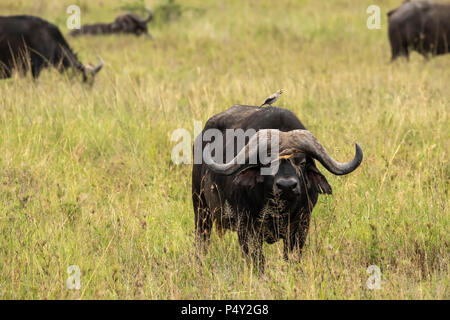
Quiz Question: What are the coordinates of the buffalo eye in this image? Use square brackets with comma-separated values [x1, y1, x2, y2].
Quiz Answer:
[256, 174, 265, 183]
[290, 156, 306, 168]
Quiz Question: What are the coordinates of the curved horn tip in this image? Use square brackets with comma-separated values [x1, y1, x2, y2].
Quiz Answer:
[354, 142, 363, 163]
[326, 142, 363, 176]
[143, 8, 153, 22]
[93, 56, 104, 73]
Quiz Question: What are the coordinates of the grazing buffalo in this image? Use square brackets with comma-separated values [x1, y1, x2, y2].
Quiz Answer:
[0, 15, 103, 80]
[388, 1, 450, 60]
[192, 106, 363, 272]
[70, 10, 153, 37]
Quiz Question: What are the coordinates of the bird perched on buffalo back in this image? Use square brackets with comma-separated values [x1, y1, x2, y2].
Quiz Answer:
[259, 89, 283, 107]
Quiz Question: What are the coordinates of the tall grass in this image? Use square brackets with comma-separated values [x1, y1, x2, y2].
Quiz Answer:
[0, 0, 448, 299]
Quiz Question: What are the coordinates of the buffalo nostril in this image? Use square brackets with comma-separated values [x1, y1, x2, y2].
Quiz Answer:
[276, 178, 298, 192]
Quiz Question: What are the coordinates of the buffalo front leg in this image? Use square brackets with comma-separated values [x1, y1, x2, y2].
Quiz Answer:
[30, 54, 44, 79]
[237, 219, 265, 273]
[283, 232, 307, 261]
[193, 193, 212, 252]
[284, 215, 311, 261]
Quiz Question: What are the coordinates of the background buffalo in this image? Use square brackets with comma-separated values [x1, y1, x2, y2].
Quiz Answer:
[388, 1, 450, 60]
[70, 10, 153, 37]
[0, 15, 102, 80]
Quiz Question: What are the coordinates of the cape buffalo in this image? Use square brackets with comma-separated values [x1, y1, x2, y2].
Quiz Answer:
[0, 15, 103, 80]
[192, 106, 363, 272]
[388, 1, 450, 60]
[70, 10, 153, 37]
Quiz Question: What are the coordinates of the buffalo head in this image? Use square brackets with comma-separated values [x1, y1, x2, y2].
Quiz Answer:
[111, 9, 153, 36]
[203, 129, 362, 200]
[78, 56, 104, 82]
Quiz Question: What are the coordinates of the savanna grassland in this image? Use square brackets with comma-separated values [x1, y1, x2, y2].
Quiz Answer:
[0, 0, 448, 299]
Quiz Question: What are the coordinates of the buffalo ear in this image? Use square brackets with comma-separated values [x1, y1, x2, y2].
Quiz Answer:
[232, 167, 260, 189]
[306, 162, 332, 194]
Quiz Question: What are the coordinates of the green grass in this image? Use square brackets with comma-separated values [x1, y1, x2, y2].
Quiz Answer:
[0, 0, 448, 299]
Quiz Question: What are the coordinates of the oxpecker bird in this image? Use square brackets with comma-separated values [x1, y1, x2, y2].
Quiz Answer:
[259, 89, 283, 107]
